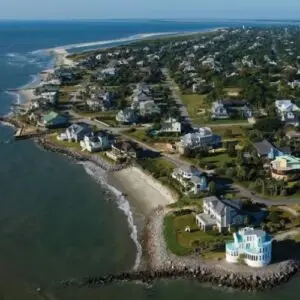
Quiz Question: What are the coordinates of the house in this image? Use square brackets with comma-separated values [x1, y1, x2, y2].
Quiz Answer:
[134, 100, 160, 117]
[111, 140, 141, 159]
[226, 227, 272, 268]
[190, 176, 208, 194]
[275, 100, 300, 126]
[41, 111, 69, 128]
[40, 91, 59, 105]
[211, 100, 252, 119]
[116, 108, 137, 124]
[253, 139, 290, 159]
[270, 155, 300, 181]
[132, 84, 152, 103]
[100, 67, 116, 77]
[172, 166, 207, 194]
[178, 127, 221, 154]
[80, 131, 114, 152]
[211, 101, 229, 119]
[60, 123, 92, 142]
[160, 118, 181, 134]
[172, 165, 202, 180]
[286, 130, 300, 141]
[195, 196, 244, 232]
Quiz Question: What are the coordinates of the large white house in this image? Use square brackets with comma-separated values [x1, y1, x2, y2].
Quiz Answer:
[160, 118, 182, 134]
[80, 132, 114, 152]
[59, 123, 92, 142]
[178, 127, 221, 154]
[195, 196, 244, 232]
[226, 227, 273, 268]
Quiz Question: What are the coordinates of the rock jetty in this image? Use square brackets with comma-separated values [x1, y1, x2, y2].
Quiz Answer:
[60, 260, 299, 291]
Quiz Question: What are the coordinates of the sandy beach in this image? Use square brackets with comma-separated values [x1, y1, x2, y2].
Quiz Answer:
[52, 48, 75, 68]
[18, 88, 35, 105]
[110, 166, 177, 214]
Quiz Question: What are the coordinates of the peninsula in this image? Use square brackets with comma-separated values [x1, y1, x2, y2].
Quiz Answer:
[3, 26, 300, 291]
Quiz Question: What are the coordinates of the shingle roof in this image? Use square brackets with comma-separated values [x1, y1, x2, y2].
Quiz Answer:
[253, 139, 274, 156]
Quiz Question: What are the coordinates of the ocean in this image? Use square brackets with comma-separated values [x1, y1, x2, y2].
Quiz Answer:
[0, 19, 299, 299]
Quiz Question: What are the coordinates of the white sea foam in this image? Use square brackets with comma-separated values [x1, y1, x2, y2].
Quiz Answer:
[78, 161, 142, 271]
[41, 31, 178, 52]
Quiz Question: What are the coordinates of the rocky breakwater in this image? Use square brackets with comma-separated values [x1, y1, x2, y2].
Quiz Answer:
[60, 260, 300, 291]
[60, 207, 300, 291]
[35, 136, 132, 172]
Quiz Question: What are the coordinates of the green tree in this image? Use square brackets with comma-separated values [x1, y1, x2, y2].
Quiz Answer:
[208, 181, 217, 195]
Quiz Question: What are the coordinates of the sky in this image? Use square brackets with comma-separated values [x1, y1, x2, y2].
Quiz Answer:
[1, 0, 300, 20]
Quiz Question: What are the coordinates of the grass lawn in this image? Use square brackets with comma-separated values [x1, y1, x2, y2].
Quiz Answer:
[212, 126, 247, 139]
[205, 119, 249, 125]
[200, 153, 233, 169]
[126, 128, 148, 141]
[180, 93, 207, 118]
[168, 196, 203, 209]
[48, 133, 82, 151]
[164, 213, 231, 257]
[60, 86, 78, 93]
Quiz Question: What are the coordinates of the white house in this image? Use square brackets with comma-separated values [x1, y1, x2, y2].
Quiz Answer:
[80, 132, 113, 152]
[172, 166, 207, 194]
[116, 108, 137, 124]
[59, 123, 92, 142]
[178, 127, 221, 154]
[172, 165, 202, 180]
[275, 100, 300, 126]
[160, 118, 181, 134]
[211, 101, 229, 119]
[226, 227, 273, 268]
[195, 196, 243, 232]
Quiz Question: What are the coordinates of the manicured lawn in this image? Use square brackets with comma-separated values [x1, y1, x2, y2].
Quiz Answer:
[200, 153, 233, 169]
[164, 213, 231, 257]
[206, 119, 249, 125]
[212, 126, 247, 139]
[180, 93, 207, 118]
[126, 129, 148, 141]
[48, 133, 82, 151]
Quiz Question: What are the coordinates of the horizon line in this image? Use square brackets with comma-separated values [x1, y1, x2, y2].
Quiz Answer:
[1, 17, 300, 22]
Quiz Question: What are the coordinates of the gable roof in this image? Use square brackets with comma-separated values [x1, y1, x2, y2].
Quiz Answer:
[253, 139, 274, 156]
[43, 111, 59, 123]
[203, 196, 241, 215]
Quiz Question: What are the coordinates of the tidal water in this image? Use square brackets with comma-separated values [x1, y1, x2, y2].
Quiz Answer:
[0, 20, 299, 299]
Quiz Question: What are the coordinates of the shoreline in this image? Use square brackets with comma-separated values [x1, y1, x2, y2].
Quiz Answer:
[110, 167, 176, 215]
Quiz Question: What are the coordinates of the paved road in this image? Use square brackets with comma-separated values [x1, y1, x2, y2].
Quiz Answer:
[162, 68, 191, 125]
[233, 184, 300, 206]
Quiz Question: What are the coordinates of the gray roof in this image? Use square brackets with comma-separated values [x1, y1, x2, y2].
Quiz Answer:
[244, 229, 265, 237]
[190, 176, 202, 184]
[253, 139, 274, 156]
[203, 196, 241, 215]
[68, 122, 91, 135]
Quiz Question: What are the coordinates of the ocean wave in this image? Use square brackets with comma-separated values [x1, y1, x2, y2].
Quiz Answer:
[5, 50, 51, 69]
[39, 31, 179, 52]
[78, 161, 142, 271]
